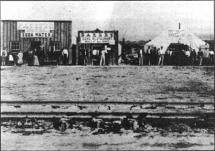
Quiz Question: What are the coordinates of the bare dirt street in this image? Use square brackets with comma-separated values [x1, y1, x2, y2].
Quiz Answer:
[1, 66, 214, 103]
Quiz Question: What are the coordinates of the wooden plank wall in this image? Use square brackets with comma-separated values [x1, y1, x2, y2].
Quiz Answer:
[54, 21, 73, 64]
[2, 21, 20, 52]
[54, 21, 72, 49]
[2, 21, 72, 53]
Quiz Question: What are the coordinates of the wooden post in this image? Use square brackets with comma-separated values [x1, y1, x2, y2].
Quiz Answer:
[76, 37, 79, 65]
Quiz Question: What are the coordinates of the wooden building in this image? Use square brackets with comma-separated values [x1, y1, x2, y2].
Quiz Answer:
[0, 20, 73, 64]
[76, 29, 119, 65]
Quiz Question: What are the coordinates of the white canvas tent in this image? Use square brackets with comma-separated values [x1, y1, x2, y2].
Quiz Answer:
[145, 29, 209, 53]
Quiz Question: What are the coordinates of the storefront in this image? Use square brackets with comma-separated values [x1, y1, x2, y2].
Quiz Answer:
[1, 20, 73, 64]
[76, 29, 119, 65]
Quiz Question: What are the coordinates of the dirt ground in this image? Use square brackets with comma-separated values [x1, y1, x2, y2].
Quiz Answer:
[1, 126, 214, 150]
[1, 65, 214, 103]
[1, 65, 214, 150]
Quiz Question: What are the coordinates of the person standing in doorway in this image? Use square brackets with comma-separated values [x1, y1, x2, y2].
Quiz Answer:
[49, 44, 55, 61]
[100, 48, 107, 66]
[27, 49, 34, 66]
[62, 47, 69, 65]
[84, 49, 88, 66]
[37, 44, 45, 66]
[33, 48, 40, 66]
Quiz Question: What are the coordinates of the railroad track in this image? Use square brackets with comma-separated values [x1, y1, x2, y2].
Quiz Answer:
[1, 101, 214, 119]
[1, 101, 214, 132]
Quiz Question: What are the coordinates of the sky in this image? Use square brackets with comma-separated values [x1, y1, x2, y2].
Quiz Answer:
[1, 1, 214, 42]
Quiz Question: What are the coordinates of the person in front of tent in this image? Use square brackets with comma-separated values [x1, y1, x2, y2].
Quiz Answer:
[198, 48, 203, 66]
[62, 47, 69, 65]
[100, 47, 107, 66]
[146, 46, 151, 65]
[203, 49, 210, 66]
[156, 48, 160, 65]
[168, 48, 173, 65]
[150, 47, 155, 65]
[209, 50, 214, 65]
[190, 49, 196, 66]
[139, 48, 143, 66]
[185, 49, 191, 66]
[1, 48, 7, 66]
[164, 49, 170, 65]
[158, 46, 165, 65]
[17, 50, 23, 66]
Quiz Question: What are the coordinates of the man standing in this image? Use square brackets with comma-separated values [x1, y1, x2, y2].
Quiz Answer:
[158, 46, 165, 65]
[190, 49, 196, 66]
[185, 50, 191, 65]
[139, 48, 143, 66]
[198, 49, 203, 66]
[209, 50, 214, 65]
[38, 44, 45, 66]
[100, 48, 107, 66]
[62, 47, 69, 65]
[146, 46, 151, 65]
[49, 44, 55, 61]
[83, 49, 88, 66]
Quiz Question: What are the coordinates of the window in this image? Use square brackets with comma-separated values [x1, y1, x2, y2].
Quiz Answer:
[54, 42, 61, 50]
[10, 41, 20, 51]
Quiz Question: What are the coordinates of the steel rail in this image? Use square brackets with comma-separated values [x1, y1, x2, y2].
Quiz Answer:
[1, 111, 214, 116]
[1, 101, 214, 105]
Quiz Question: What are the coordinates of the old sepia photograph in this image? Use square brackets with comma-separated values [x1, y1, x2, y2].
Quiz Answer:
[1, 1, 214, 150]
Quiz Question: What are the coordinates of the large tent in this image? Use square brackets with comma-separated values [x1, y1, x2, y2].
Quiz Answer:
[145, 28, 209, 53]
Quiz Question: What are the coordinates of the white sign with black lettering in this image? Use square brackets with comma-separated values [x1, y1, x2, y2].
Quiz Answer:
[17, 22, 54, 38]
[80, 32, 115, 44]
[168, 30, 185, 37]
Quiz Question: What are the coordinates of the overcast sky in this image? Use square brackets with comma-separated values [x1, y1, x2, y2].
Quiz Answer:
[1, 1, 214, 42]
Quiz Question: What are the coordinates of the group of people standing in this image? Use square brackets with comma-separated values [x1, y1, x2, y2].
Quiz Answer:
[81, 45, 110, 66]
[138, 46, 214, 66]
[0, 46, 69, 66]
[1, 49, 24, 66]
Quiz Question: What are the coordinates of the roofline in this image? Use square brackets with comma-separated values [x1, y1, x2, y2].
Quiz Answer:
[78, 30, 118, 33]
[1, 20, 72, 22]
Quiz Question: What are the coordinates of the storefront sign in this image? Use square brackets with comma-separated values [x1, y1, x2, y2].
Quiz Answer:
[20, 32, 53, 38]
[79, 32, 115, 44]
[168, 30, 185, 37]
[17, 22, 54, 38]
